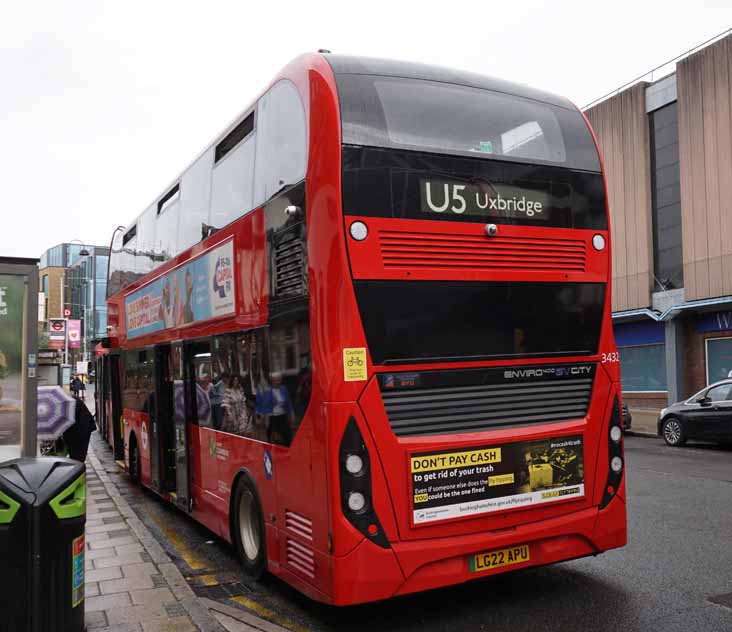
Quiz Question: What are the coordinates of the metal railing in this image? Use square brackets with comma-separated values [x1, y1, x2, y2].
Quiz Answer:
[583, 28, 732, 111]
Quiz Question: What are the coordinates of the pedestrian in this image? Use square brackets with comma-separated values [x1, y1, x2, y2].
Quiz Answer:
[256, 372, 294, 445]
[63, 398, 97, 462]
[79, 376, 87, 400]
[222, 375, 249, 435]
[70, 375, 80, 399]
[209, 373, 226, 429]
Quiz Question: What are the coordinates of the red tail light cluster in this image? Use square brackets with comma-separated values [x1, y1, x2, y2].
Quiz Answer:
[600, 397, 624, 509]
[339, 417, 389, 548]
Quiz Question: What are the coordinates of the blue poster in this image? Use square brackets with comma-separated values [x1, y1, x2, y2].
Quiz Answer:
[125, 240, 235, 339]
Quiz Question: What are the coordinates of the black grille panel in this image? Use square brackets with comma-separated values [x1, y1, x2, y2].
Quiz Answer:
[273, 236, 306, 297]
[380, 365, 594, 437]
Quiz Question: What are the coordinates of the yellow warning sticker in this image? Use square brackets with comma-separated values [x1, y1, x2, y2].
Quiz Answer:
[343, 347, 367, 381]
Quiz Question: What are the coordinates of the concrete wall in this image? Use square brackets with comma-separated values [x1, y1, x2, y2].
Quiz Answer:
[677, 35, 732, 301]
[585, 82, 654, 312]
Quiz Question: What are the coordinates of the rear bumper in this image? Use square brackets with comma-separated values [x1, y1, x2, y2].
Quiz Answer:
[331, 494, 626, 605]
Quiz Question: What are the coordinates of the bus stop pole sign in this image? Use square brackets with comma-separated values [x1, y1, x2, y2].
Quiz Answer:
[0, 257, 39, 462]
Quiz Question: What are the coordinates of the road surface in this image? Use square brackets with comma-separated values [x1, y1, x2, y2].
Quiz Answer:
[97, 436, 732, 631]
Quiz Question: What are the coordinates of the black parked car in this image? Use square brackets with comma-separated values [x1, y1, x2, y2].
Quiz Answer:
[657, 379, 732, 446]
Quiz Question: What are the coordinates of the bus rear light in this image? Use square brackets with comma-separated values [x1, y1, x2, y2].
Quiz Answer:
[345, 453, 364, 476]
[349, 221, 369, 241]
[610, 425, 622, 443]
[339, 417, 390, 548]
[347, 492, 366, 513]
[600, 398, 624, 509]
[592, 234, 606, 251]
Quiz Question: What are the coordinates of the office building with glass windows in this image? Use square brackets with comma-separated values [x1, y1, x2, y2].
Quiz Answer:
[38, 242, 109, 367]
[585, 30, 732, 408]
[66, 246, 109, 363]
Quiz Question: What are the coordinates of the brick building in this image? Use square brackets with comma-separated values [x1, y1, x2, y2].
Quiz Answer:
[585, 30, 732, 408]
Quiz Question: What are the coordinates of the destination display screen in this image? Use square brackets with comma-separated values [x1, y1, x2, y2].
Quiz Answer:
[342, 146, 608, 230]
[420, 178, 555, 220]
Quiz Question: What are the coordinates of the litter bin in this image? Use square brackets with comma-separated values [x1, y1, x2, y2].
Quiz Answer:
[0, 457, 86, 632]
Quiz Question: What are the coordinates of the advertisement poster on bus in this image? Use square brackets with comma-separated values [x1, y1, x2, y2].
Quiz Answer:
[125, 239, 235, 339]
[49, 318, 66, 349]
[410, 435, 584, 525]
[0, 274, 25, 452]
[67, 319, 81, 349]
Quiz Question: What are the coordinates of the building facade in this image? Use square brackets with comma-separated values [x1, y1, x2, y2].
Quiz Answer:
[585, 31, 732, 408]
[66, 246, 110, 363]
[38, 243, 109, 367]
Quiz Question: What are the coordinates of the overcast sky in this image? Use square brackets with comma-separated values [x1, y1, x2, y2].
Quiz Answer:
[2, 1, 731, 259]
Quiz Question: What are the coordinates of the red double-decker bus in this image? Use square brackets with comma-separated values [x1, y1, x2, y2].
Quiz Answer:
[97, 53, 626, 605]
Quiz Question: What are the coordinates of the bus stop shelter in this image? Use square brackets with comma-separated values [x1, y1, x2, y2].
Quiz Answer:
[0, 257, 38, 462]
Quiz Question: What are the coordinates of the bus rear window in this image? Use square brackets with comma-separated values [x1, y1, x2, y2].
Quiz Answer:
[354, 280, 605, 365]
[336, 74, 600, 172]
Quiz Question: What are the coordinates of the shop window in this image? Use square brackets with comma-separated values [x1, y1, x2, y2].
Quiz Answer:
[618, 344, 667, 391]
[705, 337, 732, 384]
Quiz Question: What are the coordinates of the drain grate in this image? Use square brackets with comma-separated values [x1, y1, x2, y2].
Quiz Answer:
[193, 581, 252, 601]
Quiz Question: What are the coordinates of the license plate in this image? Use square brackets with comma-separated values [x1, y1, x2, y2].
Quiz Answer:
[470, 544, 530, 573]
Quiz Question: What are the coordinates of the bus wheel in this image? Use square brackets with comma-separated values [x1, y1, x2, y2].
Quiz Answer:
[662, 417, 685, 447]
[129, 437, 141, 484]
[233, 476, 266, 579]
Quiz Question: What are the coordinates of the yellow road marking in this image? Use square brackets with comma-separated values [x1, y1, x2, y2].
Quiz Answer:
[197, 574, 219, 586]
[149, 515, 207, 571]
[230, 595, 309, 632]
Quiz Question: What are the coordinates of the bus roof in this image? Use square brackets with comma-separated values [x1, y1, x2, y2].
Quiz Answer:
[323, 54, 576, 111]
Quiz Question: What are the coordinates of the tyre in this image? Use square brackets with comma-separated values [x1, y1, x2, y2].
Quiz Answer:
[662, 417, 686, 447]
[129, 436, 141, 484]
[232, 475, 266, 579]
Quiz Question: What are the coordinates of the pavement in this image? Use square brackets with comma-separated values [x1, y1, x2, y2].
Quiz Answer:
[85, 430, 288, 632]
[627, 408, 661, 437]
